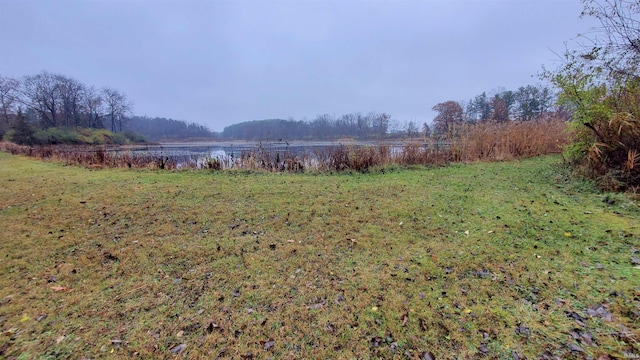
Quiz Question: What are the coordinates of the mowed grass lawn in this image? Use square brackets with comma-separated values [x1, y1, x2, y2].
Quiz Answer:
[0, 152, 638, 359]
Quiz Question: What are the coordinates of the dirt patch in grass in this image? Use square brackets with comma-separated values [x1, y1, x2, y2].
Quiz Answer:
[0, 152, 638, 358]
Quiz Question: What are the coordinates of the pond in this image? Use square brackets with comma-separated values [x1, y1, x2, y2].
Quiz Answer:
[89, 139, 449, 171]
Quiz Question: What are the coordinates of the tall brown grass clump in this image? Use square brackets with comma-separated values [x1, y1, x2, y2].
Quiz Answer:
[315, 145, 392, 172]
[571, 112, 640, 191]
[238, 146, 308, 172]
[451, 117, 569, 162]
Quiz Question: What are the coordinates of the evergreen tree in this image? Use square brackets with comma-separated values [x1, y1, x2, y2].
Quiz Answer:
[11, 109, 34, 145]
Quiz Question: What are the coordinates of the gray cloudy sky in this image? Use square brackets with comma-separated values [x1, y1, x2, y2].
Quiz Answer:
[0, 0, 597, 131]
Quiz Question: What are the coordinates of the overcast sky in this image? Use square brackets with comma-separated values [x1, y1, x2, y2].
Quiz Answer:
[0, 0, 597, 131]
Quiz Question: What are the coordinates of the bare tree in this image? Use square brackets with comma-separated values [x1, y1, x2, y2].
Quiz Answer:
[57, 75, 85, 128]
[370, 112, 390, 137]
[579, 0, 640, 79]
[83, 86, 104, 128]
[102, 87, 132, 132]
[21, 71, 63, 128]
[405, 120, 419, 138]
[356, 112, 370, 137]
[0, 75, 20, 125]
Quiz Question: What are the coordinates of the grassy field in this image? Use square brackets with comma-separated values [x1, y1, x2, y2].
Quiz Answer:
[0, 152, 638, 359]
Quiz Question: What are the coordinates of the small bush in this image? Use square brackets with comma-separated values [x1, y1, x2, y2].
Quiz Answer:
[123, 131, 146, 143]
[207, 158, 222, 170]
[10, 114, 35, 146]
[111, 132, 128, 145]
[33, 128, 80, 145]
[3, 129, 15, 143]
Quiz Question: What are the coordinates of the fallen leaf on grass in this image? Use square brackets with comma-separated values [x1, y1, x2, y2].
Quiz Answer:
[263, 339, 275, 350]
[401, 313, 408, 326]
[565, 311, 586, 327]
[170, 343, 186, 354]
[569, 328, 593, 345]
[419, 318, 428, 331]
[307, 303, 324, 310]
[569, 343, 584, 353]
[421, 351, 435, 360]
[51, 286, 67, 292]
[205, 322, 221, 333]
[390, 341, 398, 351]
[370, 336, 383, 347]
[587, 304, 613, 321]
[515, 324, 530, 336]
[56, 335, 65, 344]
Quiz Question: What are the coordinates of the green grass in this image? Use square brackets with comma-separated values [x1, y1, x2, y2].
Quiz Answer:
[0, 152, 638, 359]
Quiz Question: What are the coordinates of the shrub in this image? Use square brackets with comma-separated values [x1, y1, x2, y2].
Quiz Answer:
[33, 128, 80, 145]
[111, 132, 128, 145]
[123, 131, 146, 143]
[10, 113, 35, 146]
[3, 129, 15, 143]
[554, 75, 640, 190]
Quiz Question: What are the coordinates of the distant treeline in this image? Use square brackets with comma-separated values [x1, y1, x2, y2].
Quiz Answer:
[221, 112, 392, 140]
[125, 116, 217, 141]
[0, 71, 219, 143]
[221, 84, 565, 141]
[431, 84, 567, 134]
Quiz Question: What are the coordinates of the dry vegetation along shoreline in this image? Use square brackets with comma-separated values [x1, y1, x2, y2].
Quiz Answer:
[0, 152, 638, 358]
[0, 118, 569, 173]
